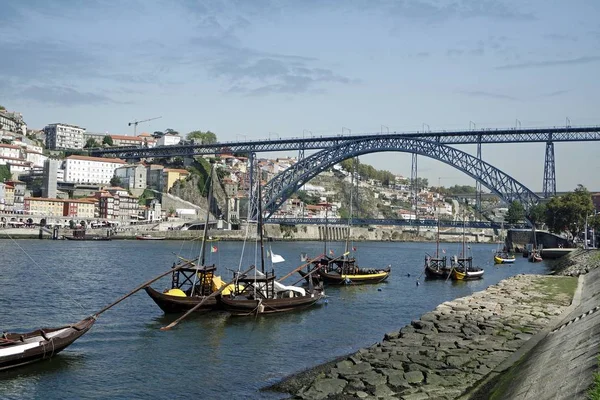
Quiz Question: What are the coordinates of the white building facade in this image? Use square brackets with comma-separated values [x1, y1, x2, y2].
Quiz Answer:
[63, 155, 126, 184]
[44, 123, 86, 150]
[157, 133, 181, 146]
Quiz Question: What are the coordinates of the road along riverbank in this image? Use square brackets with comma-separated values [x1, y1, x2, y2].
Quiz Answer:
[266, 274, 578, 399]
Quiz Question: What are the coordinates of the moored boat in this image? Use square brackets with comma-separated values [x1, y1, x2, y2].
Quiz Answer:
[424, 256, 451, 279]
[451, 256, 484, 280]
[136, 234, 166, 240]
[528, 250, 543, 263]
[217, 268, 324, 316]
[494, 252, 516, 264]
[451, 216, 484, 281]
[423, 215, 451, 279]
[0, 317, 95, 371]
[144, 264, 222, 313]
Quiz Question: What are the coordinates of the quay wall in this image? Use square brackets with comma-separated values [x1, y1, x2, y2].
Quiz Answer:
[268, 251, 600, 400]
[505, 229, 570, 251]
[6, 225, 498, 243]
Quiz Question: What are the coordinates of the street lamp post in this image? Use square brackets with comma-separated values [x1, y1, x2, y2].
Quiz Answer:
[342, 127, 352, 136]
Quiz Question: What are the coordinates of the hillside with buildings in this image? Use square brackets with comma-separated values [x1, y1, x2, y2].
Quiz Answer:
[0, 104, 525, 230]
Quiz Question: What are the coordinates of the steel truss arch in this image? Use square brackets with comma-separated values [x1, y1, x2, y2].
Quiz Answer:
[262, 137, 540, 219]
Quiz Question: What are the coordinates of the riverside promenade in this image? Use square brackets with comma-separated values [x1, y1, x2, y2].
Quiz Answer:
[268, 250, 600, 399]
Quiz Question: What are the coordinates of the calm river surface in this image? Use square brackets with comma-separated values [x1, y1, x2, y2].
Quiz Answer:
[0, 238, 551, 399]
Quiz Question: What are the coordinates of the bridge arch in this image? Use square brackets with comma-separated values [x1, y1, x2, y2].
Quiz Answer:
[263, 137, 540, 217]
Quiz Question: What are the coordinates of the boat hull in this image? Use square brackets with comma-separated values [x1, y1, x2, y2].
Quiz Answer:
[452, 268, 484, 281]
[136, 235, 166, 240]
[217, 293, 323, 316]
[424, 266, 452, 280]
[0, 317, 95, 371]
[144, 286, 218, 314]
[318, 267, 391, 285]
[494, 256, 516, 264]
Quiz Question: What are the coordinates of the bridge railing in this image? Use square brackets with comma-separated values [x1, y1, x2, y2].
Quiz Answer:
[263, 217, 526, 230]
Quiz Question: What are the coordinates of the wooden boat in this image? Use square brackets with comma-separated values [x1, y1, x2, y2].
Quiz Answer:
[217, 180, 324, 316]
[451, 256, 484, 280]
[64, 230, 111, 241]
[144, 164, 226, 314]
[451, 217, 484, 281]
[423, 216, 451, 279]
[317, 264, 391, 285]
[494, 252, 516, 264]
[144, 264, 221, 313]
[0, 317, 95, 371]
[136, 234, 166, 240]
[217, 269, 324, 316]
[528, 250, 543, 263]
[424, 256, 451, 279]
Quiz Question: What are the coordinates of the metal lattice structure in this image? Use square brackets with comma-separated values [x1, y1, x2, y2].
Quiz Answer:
[90, 126, 600, 159]
[543, 141, 556, 198]
[264, 217, 527, 229]
[262, 137, 541, 218]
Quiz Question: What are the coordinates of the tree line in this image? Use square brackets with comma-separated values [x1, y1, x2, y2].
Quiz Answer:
[505, 185, 599, 241]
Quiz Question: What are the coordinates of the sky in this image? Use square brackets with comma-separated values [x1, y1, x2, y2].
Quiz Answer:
[1, 0, 599, 193]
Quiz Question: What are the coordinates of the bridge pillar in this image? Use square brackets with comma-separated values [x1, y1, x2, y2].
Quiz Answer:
[411, 153, 418, 219]
[476, 140, 482, 213]
[248, 152, 256, 220]
[543, 141, 556, 198]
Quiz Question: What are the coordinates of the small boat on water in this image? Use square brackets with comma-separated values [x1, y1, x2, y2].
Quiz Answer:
[136, 234, 166, 240]
[494, 252, 516, 264]
[451, 216, 484, 281]
[217, 268, 324, 316]
[0, 317, 95, 371]
[424, 255, 451, 279]
[423, 216, 451, 279]
[144, 163, 230, 314]
[528, 250, 543, 263]
[451, 256, 484, 280]
[64, 229, 111, 241]
[144, 264, 222, 313]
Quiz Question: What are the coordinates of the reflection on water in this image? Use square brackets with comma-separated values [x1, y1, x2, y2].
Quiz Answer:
[0, 239, 550, 400]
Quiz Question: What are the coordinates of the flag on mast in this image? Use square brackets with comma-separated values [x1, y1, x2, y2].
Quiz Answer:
[211, 245, 218, 253]
[269, 246, 285, 263]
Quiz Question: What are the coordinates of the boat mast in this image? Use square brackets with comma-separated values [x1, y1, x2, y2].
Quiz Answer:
[345, 157, 355, 256]
[257, 181, 266, 274]
[324, 204, 328, 257]
[199, 164, 215, 266]
[436, 208, 440, 258]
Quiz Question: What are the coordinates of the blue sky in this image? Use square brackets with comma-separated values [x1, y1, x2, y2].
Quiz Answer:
[1, 0, 599, 192]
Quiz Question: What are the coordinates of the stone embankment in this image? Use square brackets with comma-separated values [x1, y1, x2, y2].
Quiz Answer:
[270, 274, 577, 400]
[550, 248, 600, 277]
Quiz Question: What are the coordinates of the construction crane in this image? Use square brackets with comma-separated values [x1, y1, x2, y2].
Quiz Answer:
[128, 116, 162, 136]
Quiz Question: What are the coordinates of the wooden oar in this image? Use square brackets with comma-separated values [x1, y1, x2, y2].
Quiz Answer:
[93, 258, 199, 317]
[160, 265, 256, 331]
[278, 253, 325, 282]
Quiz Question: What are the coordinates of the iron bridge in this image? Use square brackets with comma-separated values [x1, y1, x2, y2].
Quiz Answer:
[264, 217, 526, 229]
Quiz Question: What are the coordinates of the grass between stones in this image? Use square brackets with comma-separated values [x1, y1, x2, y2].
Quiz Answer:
[528, 276, 578, 306]
[588, 355, 600, 400]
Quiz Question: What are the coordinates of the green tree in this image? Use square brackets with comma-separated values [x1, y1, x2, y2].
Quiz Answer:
[545, 185, 594, 239]
[0, 165, 11, 182]
[527, 203, 547, 228]
[505, 200, 525, 224]
[84, 138, 99, 149]
[102, 135, 113, 146]
[110, 176, 122, 187]
[187, 130, 217, 144]
[0, 105, 5, 111]
[165, 128, 179, 135]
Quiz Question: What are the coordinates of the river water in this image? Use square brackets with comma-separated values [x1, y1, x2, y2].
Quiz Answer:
[0, 238, 551, 399]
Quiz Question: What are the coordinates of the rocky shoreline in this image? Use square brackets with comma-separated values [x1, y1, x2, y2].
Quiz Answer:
[266, 274, 578, 400]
